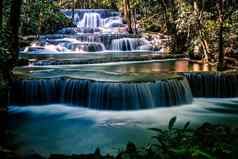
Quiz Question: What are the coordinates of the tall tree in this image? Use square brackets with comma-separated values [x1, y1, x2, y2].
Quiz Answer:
[72, 0, 75, 21]
[217, 0, 225, 71]
[124, 0, 133, 33]
[111, 0, 117, 10]
[5, 0, 22, 82]
[0, 0, 22, 148]
[193, 0, 209, 62]
[0, 0, 2, 29]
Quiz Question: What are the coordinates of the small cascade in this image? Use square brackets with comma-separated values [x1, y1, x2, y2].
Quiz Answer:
[183, 72, 238, 97]
[10, 78, 193, 110]
[22, 9, 157, 54]
[111, 38, 151, 51]
[10, 80, 61, 105]
[78, 12, 102, 29]
[61, 9, 121, 22]
[68, 42, 106, 52]
[34, 34, 138, 51]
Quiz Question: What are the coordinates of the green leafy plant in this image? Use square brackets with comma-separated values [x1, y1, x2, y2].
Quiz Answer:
[148, 116, 216, 159]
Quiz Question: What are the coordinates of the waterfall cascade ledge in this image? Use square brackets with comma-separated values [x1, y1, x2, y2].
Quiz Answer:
[183, 71, 238, 97]
[10, 77, 193, 110]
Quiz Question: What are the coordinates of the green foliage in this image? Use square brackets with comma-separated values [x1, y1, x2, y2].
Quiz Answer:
[55, 0, 117, 9]
[168, 116, 176, 130]
[149, 116, 195, 159]
[147, 116, 235, 159]
[0, 27, 12, 66]
[21, 0, 72, 35]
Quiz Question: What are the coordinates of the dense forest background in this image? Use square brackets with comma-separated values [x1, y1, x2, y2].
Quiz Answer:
[0, 0, 238, 83]
[1, 1, 238, 159]
[54, 0, 238, 64]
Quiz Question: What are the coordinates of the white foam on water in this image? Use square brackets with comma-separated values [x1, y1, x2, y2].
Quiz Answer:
[8, 98, 238, 156]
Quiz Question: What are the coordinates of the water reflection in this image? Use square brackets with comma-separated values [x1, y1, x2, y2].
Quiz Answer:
[175, 60, 189, 72]
[191, 63, 212, 72]
[203, 64, 210, 72]
[103, 60, 215, 74]
[15, 59, 216, 80]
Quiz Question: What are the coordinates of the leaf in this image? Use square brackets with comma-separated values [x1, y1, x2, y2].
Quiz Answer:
[152, 136, 158, 139]
[144, 144, 152, 151]
[192, 149, 216, 159]
[152, 136, 166, 147]
[184, 121, 190, 130]
[149, 128, 163, 133]
[169, 148, 188, 155]
[168, 116, 177, 130]
[152, 144, 161, 148]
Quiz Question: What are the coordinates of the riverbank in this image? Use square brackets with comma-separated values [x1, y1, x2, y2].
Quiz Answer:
[4, 71, 238, 159]
[2, 122, 238, 159]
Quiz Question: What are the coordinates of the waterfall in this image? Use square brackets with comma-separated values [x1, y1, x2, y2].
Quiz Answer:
[10, 80, 61, 105]
[111, 38, 151, 51]
[22, 9, 157, 54]
[68, 42, 106, 52]
[38, 34, 137, 50]
[10, 78, 193, 110]
[61, 9, 121, 21]
[77, 12, 103, 29]
[183, 72, 238, 97]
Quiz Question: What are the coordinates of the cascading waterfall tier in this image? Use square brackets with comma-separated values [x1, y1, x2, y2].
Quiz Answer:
[22, 9, 157, 55]
[111, 38, 150, 51]
[61, 9, 121, 23]
[62, 9, 124, 33]
[77, 12, 102, 29]
[183, 72, 238, 97]
[10, 78, 193, 110]
[38, 34, 138, 50]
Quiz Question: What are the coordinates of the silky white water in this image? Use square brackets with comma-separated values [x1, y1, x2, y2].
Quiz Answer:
[8, 98, 238, 156]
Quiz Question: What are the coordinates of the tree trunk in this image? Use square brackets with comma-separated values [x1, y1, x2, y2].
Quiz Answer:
[0, 0, 2, 29]
[111, 0, 117, 10]
[0, 0, 22, 148]
[217, 0, 225, 71]
[193, 0, 209, 63]
[0, 71, 8, 147]
[161, 0, 169, 32]
[124, 0, 133, 33]
[133, 9, 137, 34]
[218, 23, 224, 71]
[5, 0, 22, 82]
[200, 39, 209, 63]
[72, 0, 75, 22]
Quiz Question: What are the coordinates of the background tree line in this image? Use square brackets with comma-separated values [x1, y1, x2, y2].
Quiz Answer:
[57, 0, 238, 69]
[1, 0, 238, 150]
[1, 0, 238, 96]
